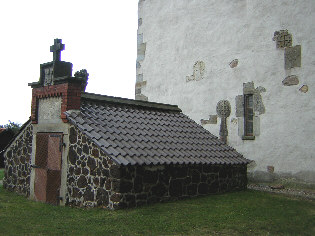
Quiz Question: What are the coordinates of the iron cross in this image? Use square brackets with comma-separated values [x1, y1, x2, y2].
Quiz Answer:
[50, 39, 65, 61]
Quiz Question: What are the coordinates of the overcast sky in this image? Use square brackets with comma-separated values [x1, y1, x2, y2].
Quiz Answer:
[0, 0, 138, 125]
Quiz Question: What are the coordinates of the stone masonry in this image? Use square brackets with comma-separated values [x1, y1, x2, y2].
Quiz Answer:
[66, 125, 121, 209]
[117, 164, 247, 208]
[66, 125, 247, 209]
[3, 123, 33, 196]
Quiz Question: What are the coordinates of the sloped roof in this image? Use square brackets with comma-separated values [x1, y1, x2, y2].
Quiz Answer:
[65, 92, 250, 166]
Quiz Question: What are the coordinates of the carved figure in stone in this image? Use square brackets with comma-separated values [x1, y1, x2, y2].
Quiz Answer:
[273, 30, 292, 48]
[186, 61, 205, 82]
[216, 100, 231, 143]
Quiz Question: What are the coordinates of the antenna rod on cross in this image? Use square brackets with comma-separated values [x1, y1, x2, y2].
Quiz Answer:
[50, 39, 65, 62]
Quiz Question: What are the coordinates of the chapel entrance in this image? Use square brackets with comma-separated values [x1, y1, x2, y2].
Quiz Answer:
[34, 133, 63, 205]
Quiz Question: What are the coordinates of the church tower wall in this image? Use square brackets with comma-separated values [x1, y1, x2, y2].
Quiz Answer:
[136, 0, 315, 184]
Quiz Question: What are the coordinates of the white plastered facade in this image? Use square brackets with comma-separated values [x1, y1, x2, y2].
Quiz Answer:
[136, 0, 315, 183]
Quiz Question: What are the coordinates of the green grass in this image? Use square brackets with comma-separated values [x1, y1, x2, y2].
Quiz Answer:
[0, 169, 4, 181]
[0, 186, 314, 235]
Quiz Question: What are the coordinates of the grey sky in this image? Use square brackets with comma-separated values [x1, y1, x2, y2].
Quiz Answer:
[0, 0, 138, 125]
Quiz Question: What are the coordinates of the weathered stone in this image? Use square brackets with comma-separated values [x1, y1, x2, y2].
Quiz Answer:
[169, 179, 182, 197]
[151, 183, 167, 197]
[134, 176, 143, 193]
[82, 168, 89, 175]
[83, 187, 94, 202]
[282, 75, 299, 86]
[285, 45, 301, 69]
[125, 194, 136, 207]
[77, 175, 88, 188]
[208, 181, 219, 194]
[110, 193, 122, 202]
[111, 179, 120, 192]
[69, 127, 77, 144]
[74, 167, 81, 175]
[110, 165, 121, 178]
[102, 169, 109, 177]
[120, 180, 133, 193]
[187, 184, 197, 196]
[191, 169, 201, 183]
[143, 170, 158, 184]
[68, 147, 77, 165]
[92, 148, 99, 158]
[136, 193, 147, 200]
[83, 144, 89, 154]
[229, 59, 238, 68]
[198, 183, 209, 194]
[273, 30, 292, 48]
[96, 188, 108, 206]
[299, 85, 308, 93]
[87, 157, 96, 171]
[105, 179, 111, 190]
[68, 166, 75, 175]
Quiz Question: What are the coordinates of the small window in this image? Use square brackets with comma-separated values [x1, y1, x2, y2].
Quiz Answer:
[243, 94, 255, 140]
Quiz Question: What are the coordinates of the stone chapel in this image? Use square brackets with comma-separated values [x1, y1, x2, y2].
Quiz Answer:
[3, 39, 249, 208]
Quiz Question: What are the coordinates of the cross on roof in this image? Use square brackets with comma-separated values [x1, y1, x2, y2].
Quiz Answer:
[50, 39, 65, 61]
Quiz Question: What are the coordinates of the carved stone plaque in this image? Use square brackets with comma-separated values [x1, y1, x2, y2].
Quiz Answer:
[216, 100, 231, 118]
[273, 30, 292, 48]
[44, 67, 53, 86]
[285, 45, 301, 69]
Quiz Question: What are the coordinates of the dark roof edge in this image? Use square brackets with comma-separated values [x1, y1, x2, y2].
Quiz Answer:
[0, 118, 31, 154]
[81, 92, 182, 112]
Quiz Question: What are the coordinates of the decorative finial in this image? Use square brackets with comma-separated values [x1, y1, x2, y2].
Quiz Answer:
[50, 39, 65, 62]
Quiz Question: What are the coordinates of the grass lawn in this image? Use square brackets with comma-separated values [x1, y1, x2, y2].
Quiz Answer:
[0, 168, 4, 181]
[0, 185, 314, 235]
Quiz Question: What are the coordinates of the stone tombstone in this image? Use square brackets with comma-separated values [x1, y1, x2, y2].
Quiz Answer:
[285, 45, 301, 69]
[273, 30, 292, 48]
[216, 100, 231, 143]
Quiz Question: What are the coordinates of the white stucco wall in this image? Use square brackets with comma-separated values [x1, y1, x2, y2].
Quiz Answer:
[137, 0, 315, 183]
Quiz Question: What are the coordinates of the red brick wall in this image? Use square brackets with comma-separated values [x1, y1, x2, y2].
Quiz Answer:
[31, 82, 82, 123]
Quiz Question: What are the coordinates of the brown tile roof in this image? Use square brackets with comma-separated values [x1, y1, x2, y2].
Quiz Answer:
[65, 92, 250, 166]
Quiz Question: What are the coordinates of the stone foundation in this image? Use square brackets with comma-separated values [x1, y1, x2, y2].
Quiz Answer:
[3, 123, 33, 196]
[116, 164, 247, 209]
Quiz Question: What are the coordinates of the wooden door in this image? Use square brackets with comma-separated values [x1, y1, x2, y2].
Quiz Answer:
[34, 133, 62, 205]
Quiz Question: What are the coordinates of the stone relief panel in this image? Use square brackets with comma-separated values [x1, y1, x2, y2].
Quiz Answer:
[186, 61, 206, 82]
[38, 97, 62, 124]
[272, 30, 292, 48]
[285, 45, 301, 69]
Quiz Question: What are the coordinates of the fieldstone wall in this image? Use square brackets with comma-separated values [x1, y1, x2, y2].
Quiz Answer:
[66, 126, 121, 209]
[3, 123, 33, 196]
[67, 125, 247, 209]
[115, 164, 247, 208]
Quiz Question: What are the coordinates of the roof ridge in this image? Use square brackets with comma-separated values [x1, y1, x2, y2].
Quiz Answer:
[81, 92, 182, 112]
